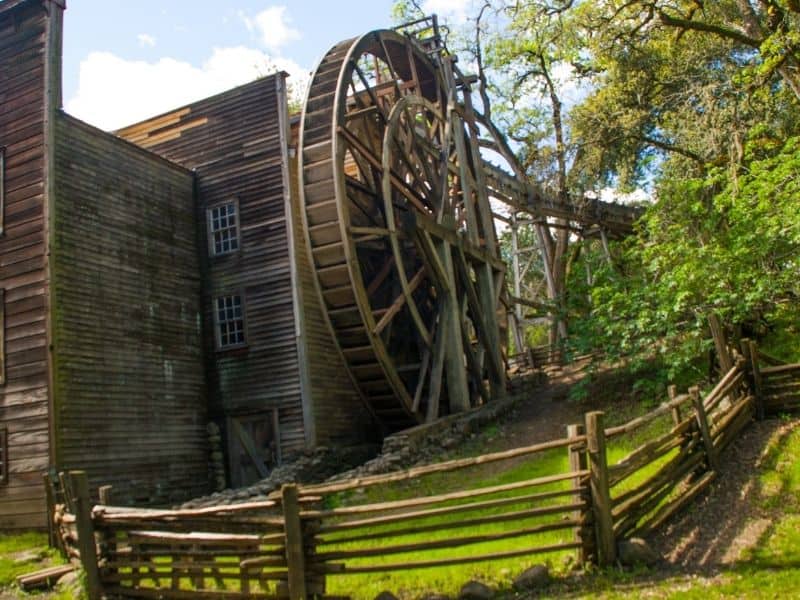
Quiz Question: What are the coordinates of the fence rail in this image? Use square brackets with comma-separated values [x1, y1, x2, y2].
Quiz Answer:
[49, 338, 800, 599]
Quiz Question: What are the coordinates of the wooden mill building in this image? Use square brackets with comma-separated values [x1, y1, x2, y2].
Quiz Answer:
[0, 0, 370, 529]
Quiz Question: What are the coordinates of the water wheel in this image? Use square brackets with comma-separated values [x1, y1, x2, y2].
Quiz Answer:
[298, 29, 506, 431]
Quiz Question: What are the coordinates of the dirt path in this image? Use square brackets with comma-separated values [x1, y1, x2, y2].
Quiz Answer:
[489, 360, 643, 450]
[648, 416, 798, 571]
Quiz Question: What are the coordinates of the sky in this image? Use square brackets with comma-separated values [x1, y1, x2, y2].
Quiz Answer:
[60, 0, 472, 130]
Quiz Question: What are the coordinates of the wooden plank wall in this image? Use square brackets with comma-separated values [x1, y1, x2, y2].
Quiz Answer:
[116, 76, 309, 469]
[52, 113, 208, 505]
[0, 0, 55, 530]
[287, 124, 375, 446]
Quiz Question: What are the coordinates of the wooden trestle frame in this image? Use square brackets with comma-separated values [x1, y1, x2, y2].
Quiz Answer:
[298, 18, 641, 430]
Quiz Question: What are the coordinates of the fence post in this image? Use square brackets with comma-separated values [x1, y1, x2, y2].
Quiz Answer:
[741, 339, 765, 420]
[585, 411, 615, 566]
[708, 313, 733, 373]
[96, 485, 115, 581]
[98, 485, 112, 505]
[43, 473, 58, 550]
[668, 385, 681, 426]
[690, 387, 719, 471]
[567, 423, 590, 565]
[282, 484, 308, 600]
[69, 471, 103, 600]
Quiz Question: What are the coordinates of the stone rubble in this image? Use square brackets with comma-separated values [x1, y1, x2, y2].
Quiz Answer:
[512, 563, 550, 590]
[458, 580, 494, 600]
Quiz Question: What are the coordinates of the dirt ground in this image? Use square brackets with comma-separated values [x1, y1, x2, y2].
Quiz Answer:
[647, 416, 798, 570]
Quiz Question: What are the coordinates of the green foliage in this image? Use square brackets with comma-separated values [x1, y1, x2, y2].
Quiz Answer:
[572, 135, 800, 372]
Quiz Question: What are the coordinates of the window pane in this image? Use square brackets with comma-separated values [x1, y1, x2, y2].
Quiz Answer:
[209, 202, 239, 256]
[215, 294, 245, 349]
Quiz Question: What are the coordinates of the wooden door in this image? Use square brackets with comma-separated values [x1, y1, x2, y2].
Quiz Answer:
[226, 412, 280, 488]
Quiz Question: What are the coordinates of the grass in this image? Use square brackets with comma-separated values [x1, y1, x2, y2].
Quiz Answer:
[323, 447, 578, 598]
[0, 531, 77, 599]
[320, 406, 677, 599]
[504, 417, 800, 599]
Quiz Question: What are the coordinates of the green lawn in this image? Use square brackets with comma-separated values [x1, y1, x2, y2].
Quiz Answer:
[0, 531, 77, 599]
[321, 409, 678, 599]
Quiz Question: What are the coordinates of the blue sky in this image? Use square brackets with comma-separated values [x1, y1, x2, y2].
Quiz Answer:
[60, 0, 471, 129]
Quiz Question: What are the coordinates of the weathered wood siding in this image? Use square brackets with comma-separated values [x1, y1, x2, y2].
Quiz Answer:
[117, 76, 308, 464]
[287, 123, 374, 446]
[0, 0, 59, 530]
[51, 113, 208, 505]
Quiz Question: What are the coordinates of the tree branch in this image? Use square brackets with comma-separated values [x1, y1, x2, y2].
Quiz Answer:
[657, 9, 762, 48]
[642, 135, 705, 163]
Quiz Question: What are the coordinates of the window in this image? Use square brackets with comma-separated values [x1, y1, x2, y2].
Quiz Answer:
[214, 294, 246, 349]
[0, 428, 7, 486]
[208, 201, 239, 256]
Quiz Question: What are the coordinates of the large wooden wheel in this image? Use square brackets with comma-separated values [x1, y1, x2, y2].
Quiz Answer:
[298, 30, 506, 430]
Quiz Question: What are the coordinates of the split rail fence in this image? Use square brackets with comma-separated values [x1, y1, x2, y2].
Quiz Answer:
[50, 339, 800, 599]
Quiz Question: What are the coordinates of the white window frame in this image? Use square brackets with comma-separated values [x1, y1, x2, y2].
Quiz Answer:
[213, 293, 247, 350]
[207, 199, 240, 256]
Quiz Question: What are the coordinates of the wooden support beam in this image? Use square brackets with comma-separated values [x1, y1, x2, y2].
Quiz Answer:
[708, 313, 734, 374]
[426, 304, 448, 422]
[668, 385, 682, 426]
[459, 316, 490, 405]
[438, 237, 470, 414]
[443, 68, 480, 246]
[415, 229, 450, 293]
[453, 247, 503, 385]
[412, 346, 431, 413]
[412, 211, 505, 271]
[373, 267, 426, 337]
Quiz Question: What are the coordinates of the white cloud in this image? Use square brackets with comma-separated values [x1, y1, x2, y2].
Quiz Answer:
[550, 62, 591, 106]
[240, 6, 300, 51]
[599, 187, 651, 204]
[137, 33, 156, 48]
[422, 0, 472, 22]
[66, 47, 308, 131]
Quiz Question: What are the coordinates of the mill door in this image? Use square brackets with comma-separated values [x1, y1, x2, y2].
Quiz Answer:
[226, 412, 280, 488]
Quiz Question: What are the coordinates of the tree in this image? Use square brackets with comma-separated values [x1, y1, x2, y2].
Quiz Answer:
[578, 135, 800, 378]
[569, 0, 800, 188]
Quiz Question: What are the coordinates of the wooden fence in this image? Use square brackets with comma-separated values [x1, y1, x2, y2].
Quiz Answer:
[51, 472, 291, 599]
[50, 340, 800, 599]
